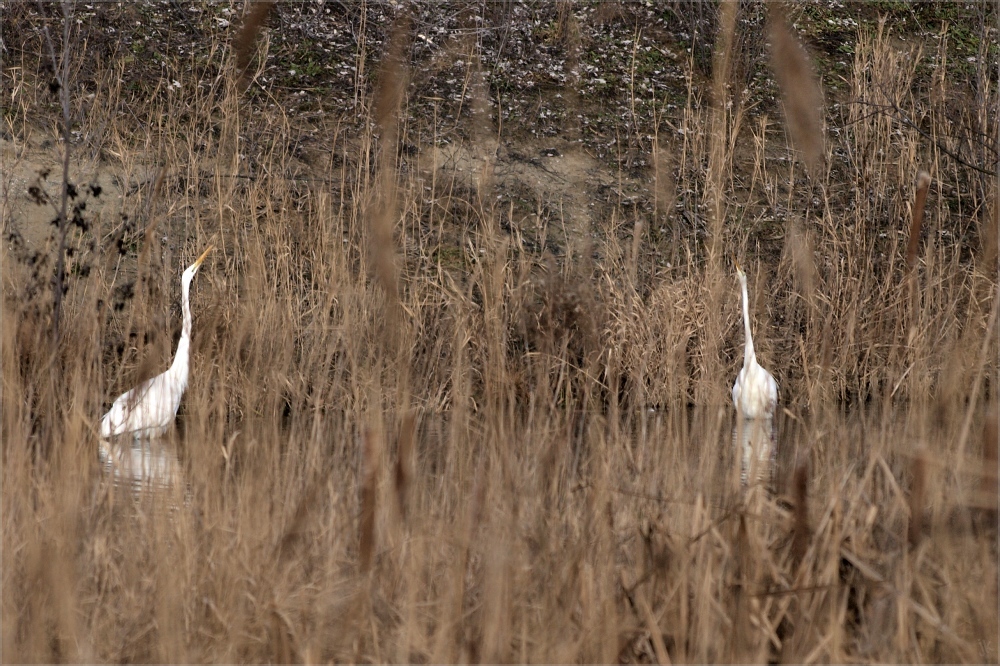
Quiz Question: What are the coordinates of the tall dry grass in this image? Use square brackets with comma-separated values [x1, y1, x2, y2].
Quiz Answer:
[2, 5, 997, 663]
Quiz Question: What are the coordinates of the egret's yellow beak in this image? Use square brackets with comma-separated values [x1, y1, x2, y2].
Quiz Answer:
[193, 245, 214, 269]
[733, 254, 742, 274]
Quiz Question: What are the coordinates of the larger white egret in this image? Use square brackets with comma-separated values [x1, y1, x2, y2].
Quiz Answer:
[732, 258, 778, 487]
[100, 245, 213, 440]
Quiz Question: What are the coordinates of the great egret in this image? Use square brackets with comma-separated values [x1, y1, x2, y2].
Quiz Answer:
[100, 245, 213, 440]
[731, 258, 778, 487]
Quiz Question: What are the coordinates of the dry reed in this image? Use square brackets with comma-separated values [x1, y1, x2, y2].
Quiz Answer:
[767, 5, 825, 177]
[1, 4, 996, 664]
[791, 455, 810, 565]
[233, 1, 275, 84]
[906, 171, 932, 271]
[908, 451, 926, 548]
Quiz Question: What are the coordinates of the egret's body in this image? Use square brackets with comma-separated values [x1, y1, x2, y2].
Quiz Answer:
[732, 261, 778, 487]
[100, 246, 212, 440]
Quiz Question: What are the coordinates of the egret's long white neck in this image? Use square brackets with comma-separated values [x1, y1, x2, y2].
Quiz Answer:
[180, 273, 193, 339]
[168, 273, 194, 379]
[740, 276, 756, 365]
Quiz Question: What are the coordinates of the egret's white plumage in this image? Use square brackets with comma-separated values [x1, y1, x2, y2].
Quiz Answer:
[732, 260, 778, 487]
[100, 245, 213, 440]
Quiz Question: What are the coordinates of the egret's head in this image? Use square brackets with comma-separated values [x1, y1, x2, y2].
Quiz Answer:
[182, 245, 214, 285]
[734, 256, 746, 283]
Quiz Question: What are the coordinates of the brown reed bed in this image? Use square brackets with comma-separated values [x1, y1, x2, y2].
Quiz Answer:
[2, 3, 996, 663]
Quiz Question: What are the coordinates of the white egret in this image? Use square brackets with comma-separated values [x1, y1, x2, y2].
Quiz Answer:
[100, 245, 213, 440]
[731, 258, 778, 487]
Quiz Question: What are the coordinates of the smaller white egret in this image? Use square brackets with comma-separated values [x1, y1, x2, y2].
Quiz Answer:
[100, 245, 213, 440]
[731, 258, 778, 487]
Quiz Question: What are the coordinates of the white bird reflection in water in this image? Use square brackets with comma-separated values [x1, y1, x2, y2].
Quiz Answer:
[98, 437, 185, 500]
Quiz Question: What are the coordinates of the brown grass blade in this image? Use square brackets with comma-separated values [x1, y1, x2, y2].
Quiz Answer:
[908, 451, 926, 548]
[370, 12, 412, 345]
[234, 1, 275, 84]
[373, 13, 412, 139]
[136, 164, 168, 276]
[637, 591, 672, 665]
[768, 9, 825, 176]
[980, 403, 998, 515]
[275, 473, 327, 564]
[144, 164, 168, 227]
[906, 171, 932, 270]
[791, 456, 810, 564]
[981, 193, 998, 274]
[360, 426, 380, 574]
[787, 218, 818, 306]
[394, 410, 416, 523]
[269, 605, 295, 664]
[628, 219, 644, 289]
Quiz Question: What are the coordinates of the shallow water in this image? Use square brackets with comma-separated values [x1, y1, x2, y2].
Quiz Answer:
[98, 437, 185, 501]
